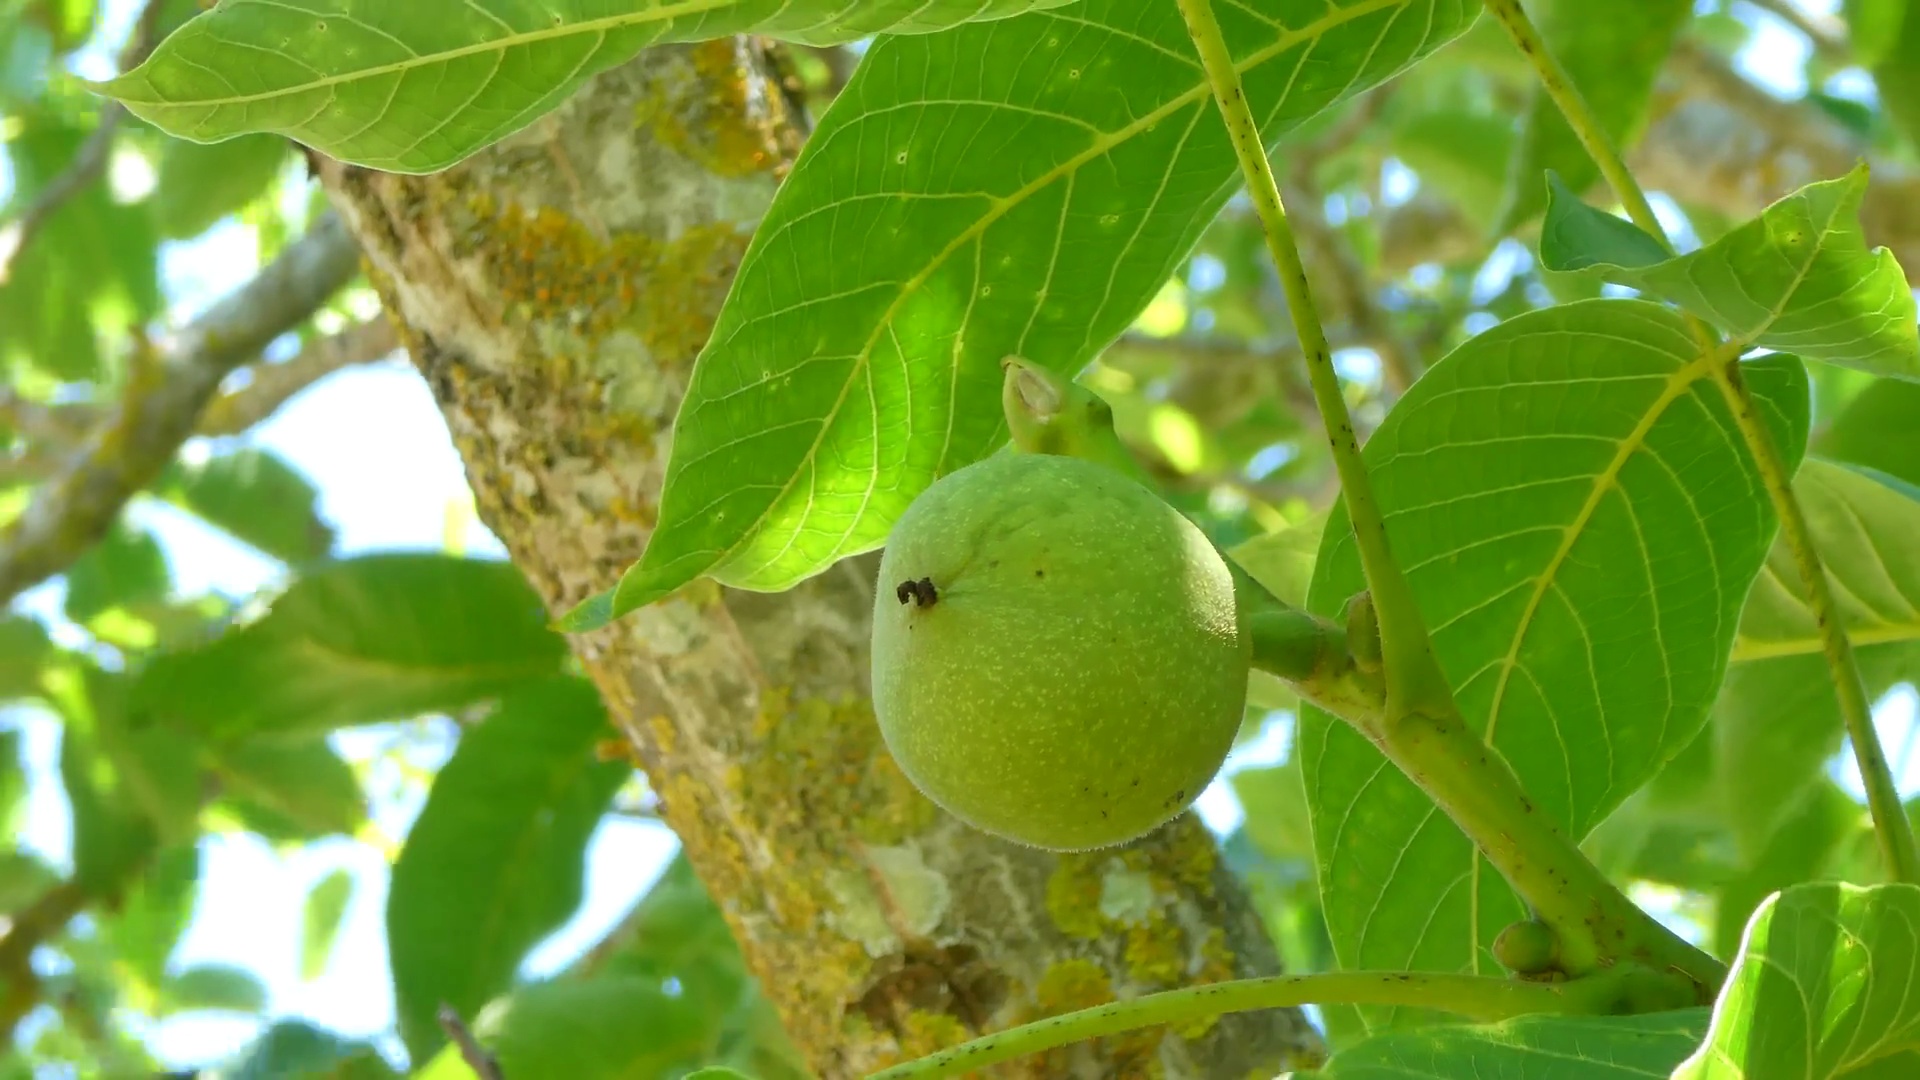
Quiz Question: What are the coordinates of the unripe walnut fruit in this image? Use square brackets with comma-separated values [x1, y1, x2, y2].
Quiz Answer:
[870, 452, 1248, 851]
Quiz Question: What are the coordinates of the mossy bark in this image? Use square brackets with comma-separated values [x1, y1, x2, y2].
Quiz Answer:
[317, 41, 1321, 1079]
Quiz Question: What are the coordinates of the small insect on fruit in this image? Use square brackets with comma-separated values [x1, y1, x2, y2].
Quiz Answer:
[870, 451, 1249, 852]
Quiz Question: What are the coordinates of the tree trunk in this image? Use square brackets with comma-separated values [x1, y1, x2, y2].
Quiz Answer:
[316, 41, 1322, 1079]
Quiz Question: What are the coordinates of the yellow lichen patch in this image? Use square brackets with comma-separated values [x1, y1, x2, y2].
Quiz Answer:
[641, 39, 791, 178]
[1045, 855, 1108, 941]
[1034, 958, 1113, 1015]
[1174, 928, 1238, 1040]
[739, 686, 940, 851]
[1123, 917, 1186, 984]
[897, 1009, 971, 1060]
[1025, 959, 1163, 1079]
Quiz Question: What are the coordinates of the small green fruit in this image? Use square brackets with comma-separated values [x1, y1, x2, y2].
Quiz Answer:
[1492, 918, 1560, 976]
[870, 452, 1248, 851]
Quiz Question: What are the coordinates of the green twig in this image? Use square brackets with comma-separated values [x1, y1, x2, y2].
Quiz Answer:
[866, 967, 1695, 1079]
[1481, 0, 1920, 885]
[1172, 0, 1453, 724]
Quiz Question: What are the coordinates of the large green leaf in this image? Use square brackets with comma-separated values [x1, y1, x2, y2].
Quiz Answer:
[1539, 167, 1920, 380]
[1492, 0, 1693, 232]
[1673, 883, 1920, 1078]
[132, 553, 566, 740]
[387, 676, 627, 1062]
[58, 682, 160, 892]
[0, 616, 50, 701]
[151, 133, 291, 240]
[1715, 460, 1920, 852]
[215, 1020, 399, 1080]
[211, 737, 366, 840]
[101, 843, 201, 997]
[571, 0, 1479, 628]
[1712, 782, 1862, 959]
[1299, 299, 1808, 1034]
[1869, 1, 1920, 150]
[454, 977, 715, 1080]
[1321, 1010, 1710, 1078]
[98, 0, 1079, 174]
[160, 448, 335, 565]
[1816, 377, 1920, 488]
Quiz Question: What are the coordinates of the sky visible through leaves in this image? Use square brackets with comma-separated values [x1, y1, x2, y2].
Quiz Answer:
[1, 0, 1916, 1070]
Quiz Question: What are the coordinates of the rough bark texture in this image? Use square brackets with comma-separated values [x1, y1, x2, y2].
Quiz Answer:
[317, 41, 1321, 1079]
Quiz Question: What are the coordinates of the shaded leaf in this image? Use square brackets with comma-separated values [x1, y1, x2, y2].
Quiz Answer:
[64, 521, 169, 624]
[215, 1020, 399, 1080]
[1539, 167, 1920, 379]
[388, 676, 627, 1061]
[152, 133, 290, 240]
[101, 843, 200, 996]
[133, 553, 566, 740]
[58, 707, 158, 893]
[1717, 460, 1920, 852]
[1231, 761, 1315, 864]
[161, 448, 335, 564]
[159, 963, 268, 1016]
[1321, 1010, 1709, 1078]
[578, 0, 1479, 628]
[1713, 782, 1862, 958]
[0, 850, 58, 914]
[1816, 376, 1920, 487]
[301, 868, 353, 980]
[1300, 299, 1808, 1034]
[473, 976, 713, 1080]
[1846, 0, 1908, 68]
[1386, 107, 1515, 233]
[1869, 1, 1920, 150]
[0, 616, 50, 700]
[1493, 0, 1693, 232]
[103, 0, 1082, 173]
[212, 737, 366, 841]
[1673, 883, 1920, 1078]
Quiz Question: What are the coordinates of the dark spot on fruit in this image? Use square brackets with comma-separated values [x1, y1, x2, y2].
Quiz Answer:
[895, 578, 939, 607]
[1034, 569, 1045, 578]
[1131, 778, 1140, 787]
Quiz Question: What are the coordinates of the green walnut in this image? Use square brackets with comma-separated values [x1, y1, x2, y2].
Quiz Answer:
[1492, 918, 1560, 977]
[870, 451, 1249, 851]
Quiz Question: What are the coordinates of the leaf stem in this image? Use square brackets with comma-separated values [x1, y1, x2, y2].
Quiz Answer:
[1172, 0, 1452, 723]
[1481, 0, 1920, 885]
[865, 967, 1692, 1080]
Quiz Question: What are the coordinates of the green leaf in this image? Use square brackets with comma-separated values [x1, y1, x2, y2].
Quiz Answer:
[58, 704, 159, 893]
[572, 0, 1479, 629]
[152, 133, 290, 240]
[1539, 166, 1920, 380]
[1493, 0, 1693, 233]
[133, 553, 567, 740]
[1716, 460, 1920, 852]
[213, 737, 367, 840]
[1816, 376, 1920, 487]
[216, 1020, 399, 1080]
[1870, 2, 1920, 150]
[470, 976, 713, 1080]
[159, 963, 269, 1016]
[101, 843, 201, 996]
[1713, 782, 1861, 958]
[72, 666, 203, 842]
[1846, 0, 1908, 67]
[0, 616, 50, 701]
[1299, 299, 1808, 1034]
[687, 1070, 758, 1080]
[1320, 1010, 1709, 1078]
[1385, 108, 1515, 233]
[388, 676, 627, 1062]
[100, 0, 1081, 174]
[0, 850, 59, 914]
[0, 120, 162, 381]
[160, 448, 335, 564]
[301, 868, 353, 980]
[64, 520, 169, 624]
[1231, 761, 1315, 864]
[1673, 883, 1920, 1078]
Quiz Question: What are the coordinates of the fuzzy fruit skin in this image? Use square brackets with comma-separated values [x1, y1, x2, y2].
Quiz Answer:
[871, 452, 1248, 852]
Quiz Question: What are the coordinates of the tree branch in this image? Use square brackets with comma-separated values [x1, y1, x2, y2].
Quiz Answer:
[0, 213, 361, 604]
[437, 1004, 506, 1080]
[197, 317, 399, 436]
[0, 880, 90, 1041]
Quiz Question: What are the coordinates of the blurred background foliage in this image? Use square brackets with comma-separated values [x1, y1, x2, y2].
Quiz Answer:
[2, 0, 1918, 1075]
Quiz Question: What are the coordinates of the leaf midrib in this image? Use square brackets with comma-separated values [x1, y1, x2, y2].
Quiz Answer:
[108, 0, 735, 106]
[705, 0, 1411, 585]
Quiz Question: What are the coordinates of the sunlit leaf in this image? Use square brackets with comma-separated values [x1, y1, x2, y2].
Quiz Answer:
[0, 616, 50, 701]
[132, 553, 566, 740]
[1539, 167, 1920, 379]
[64, 520, 169, 625]
[574, 0, 1479, 628]
[1716, 460, 1920, 852]
[471, 976, 714, 1080]
[101, 843, 200, 997]
[100, 0, 1080, 173]
[1493, 0, 1692, 232]
[1300, 299, 1808, 1034]
[388, 676, 627, 1061]
[1673, 882, 1920, 1078]
[1321, 1010, 1710, 1078]
[301, 868, 354, 980]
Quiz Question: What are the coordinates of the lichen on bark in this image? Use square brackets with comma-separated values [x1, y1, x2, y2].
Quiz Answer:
[318, 38, 1322, 1079]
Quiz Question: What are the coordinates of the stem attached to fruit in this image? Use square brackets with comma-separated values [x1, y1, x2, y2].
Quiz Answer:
[864, 965, 1697, 1079]
[1171, 0, 1452, 726]
[1247, 608, 1384, 729]
[1173, 0, 1725, 994]
[1480, 0, 1920, 886]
